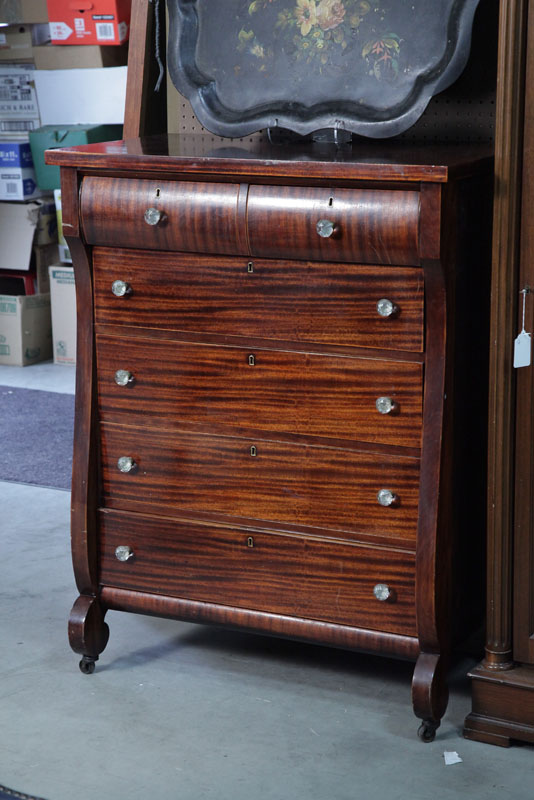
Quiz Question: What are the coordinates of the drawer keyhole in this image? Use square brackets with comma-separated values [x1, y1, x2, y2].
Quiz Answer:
[247, 536, 255, 548]
[250, 445, 257, 457]
[248, 354, 256, 366]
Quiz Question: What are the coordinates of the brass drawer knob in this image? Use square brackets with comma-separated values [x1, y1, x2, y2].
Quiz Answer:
[111, 279, 132, 297]
[144, 207, 163, 226]
[373, 583, 392, 602]
[376, 298, 398, 318]
[316, 219, 336, 238]
[117, 456, 136, 473]
[115, 545, 134, 562]
[375, 396, 397, 415]
[377, 488, 398, 507]
[114, 369, 135, 387]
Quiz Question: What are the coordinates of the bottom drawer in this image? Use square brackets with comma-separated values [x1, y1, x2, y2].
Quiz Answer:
[98, 510, 416, 637]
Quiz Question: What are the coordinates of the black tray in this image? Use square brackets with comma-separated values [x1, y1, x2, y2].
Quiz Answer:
[167, 0, 482, 139]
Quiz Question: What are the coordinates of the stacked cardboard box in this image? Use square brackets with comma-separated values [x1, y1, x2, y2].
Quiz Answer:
[0, 0, 131, 367]
[47, 0, 131, 46]
[0, 198, 57, 365]
[0, 139, 44, 199]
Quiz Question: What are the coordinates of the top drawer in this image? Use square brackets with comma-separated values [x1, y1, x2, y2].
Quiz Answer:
[80, 177, 243, 255]
[248, 185, 421, 266]
[80, 177, 422, 265]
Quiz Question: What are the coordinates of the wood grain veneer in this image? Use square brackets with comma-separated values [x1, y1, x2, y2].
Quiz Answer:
[98, 510, 416, 636]
[81, 177, 242, 255]
[95, 335, 423, 448]
[247, 185, 421, 265]
[48, 134, 493, 740]
[92, 248, 425, 352]
[100, 424, 420, 544]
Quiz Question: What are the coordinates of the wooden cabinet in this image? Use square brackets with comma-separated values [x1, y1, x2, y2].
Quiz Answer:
[462, 0, 534, 748]
[47, 137, 492, 740]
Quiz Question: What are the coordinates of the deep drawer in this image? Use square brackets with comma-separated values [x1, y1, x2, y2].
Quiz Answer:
[247, 185, 421, 265]
[96, 335, 423, 448]
[93, 248, 425, 352]
[80, 177, 243, 255]
[100, 425, 420, 543]
[98, 509, 417, 636]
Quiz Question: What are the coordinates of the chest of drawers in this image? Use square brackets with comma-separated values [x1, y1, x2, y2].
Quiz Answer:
[46, 136, 493, 741]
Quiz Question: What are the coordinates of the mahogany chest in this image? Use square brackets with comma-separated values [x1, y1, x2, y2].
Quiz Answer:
[46, 135, 493, 740]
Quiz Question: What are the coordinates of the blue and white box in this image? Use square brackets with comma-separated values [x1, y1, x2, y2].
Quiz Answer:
[0, 140, 43, 200]
[0, 141, 33, 168]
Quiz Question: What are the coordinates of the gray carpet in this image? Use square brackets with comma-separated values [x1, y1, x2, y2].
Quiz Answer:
[0, 385, 74, 490]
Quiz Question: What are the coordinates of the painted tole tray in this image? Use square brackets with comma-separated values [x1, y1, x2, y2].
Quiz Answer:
[167, 0, 482, 138]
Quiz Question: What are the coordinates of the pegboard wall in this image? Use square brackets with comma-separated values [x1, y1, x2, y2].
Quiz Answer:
[165, 0, 498, 146]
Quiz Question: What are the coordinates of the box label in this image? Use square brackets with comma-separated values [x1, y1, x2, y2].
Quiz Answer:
[95, 22, 116, 41]
[49, 21, 73, 41]
[0, 297, 18, 314]
[51, 269, 75, 283]
[0, 142, 32, 167]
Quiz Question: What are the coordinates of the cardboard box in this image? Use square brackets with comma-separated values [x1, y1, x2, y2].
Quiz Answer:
[53, 188, 71, 263]
[32, 41, 128, 69]
[33, 243, 58, 292]
[0, 139, 32, 167]
[47, 0, 131, 45]
[0, 139, 43, 199]
[29, 123, 122, 189]
[0, 64, 41, 138]
[34, 66, 127, 125]
[49, 264, 76, 364]
[0, 165, 44, 199]
[0, 0, 49, 24]
[0, 291, 52, 365]
[0, 23, 51, 61]
[0, 198, 57, 273]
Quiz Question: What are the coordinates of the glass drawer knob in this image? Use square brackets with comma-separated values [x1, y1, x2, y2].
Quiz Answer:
[376, 298, 398, 318]
[373, 583, 392, 602]
[144, 207, 162, 226]
[115, 545, 134, 562]
[114, 369, 134, 387]
[117, 456, 136, 473]
[111, 279, 131, 297]
[316, 219, 336, 238]
[377, 488, 397, 507]
[375, 396, 397, 415]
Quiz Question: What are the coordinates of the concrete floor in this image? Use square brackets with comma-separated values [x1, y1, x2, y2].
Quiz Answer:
[1, 361, 532, 800]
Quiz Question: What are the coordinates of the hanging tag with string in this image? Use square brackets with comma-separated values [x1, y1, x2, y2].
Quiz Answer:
[514, 287, 531, 368]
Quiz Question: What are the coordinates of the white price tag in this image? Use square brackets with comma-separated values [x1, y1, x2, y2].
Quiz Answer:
[514, 288, 532, 369]
[514, 330, 531, 368]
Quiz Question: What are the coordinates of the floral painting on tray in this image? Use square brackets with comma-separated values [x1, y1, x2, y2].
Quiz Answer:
[167, 0, 482, 137]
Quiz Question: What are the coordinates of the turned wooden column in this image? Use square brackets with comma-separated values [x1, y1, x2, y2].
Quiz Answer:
[482, 0, 527, 670]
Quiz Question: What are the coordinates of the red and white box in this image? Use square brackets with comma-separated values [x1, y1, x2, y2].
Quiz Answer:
[47, 1, 131, 45]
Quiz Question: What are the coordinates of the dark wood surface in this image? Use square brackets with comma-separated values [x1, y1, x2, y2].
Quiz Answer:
[56, 133, 494, 740]
[100, 584, 420, 660]
[81, 177, 422, 265]
[95, 335, 423, 448]
[99, 424, 420, 544]
[123, 0, 167, 139]
[246, 185, 421, 265]
[81, 177, 242, 255]
[464, 0, 534, 749]
[45, 135, 493, 183]
[98, 510, 416, 635]
[92, 248, 425, 352]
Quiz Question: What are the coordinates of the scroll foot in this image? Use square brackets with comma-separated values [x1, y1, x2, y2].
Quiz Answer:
[69, 595, 109, 671]
[412, 652, 449, 742]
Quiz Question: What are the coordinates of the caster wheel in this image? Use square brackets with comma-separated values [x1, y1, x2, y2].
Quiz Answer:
[417, 721, 438, 743]
[79, 656, 96, 675]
